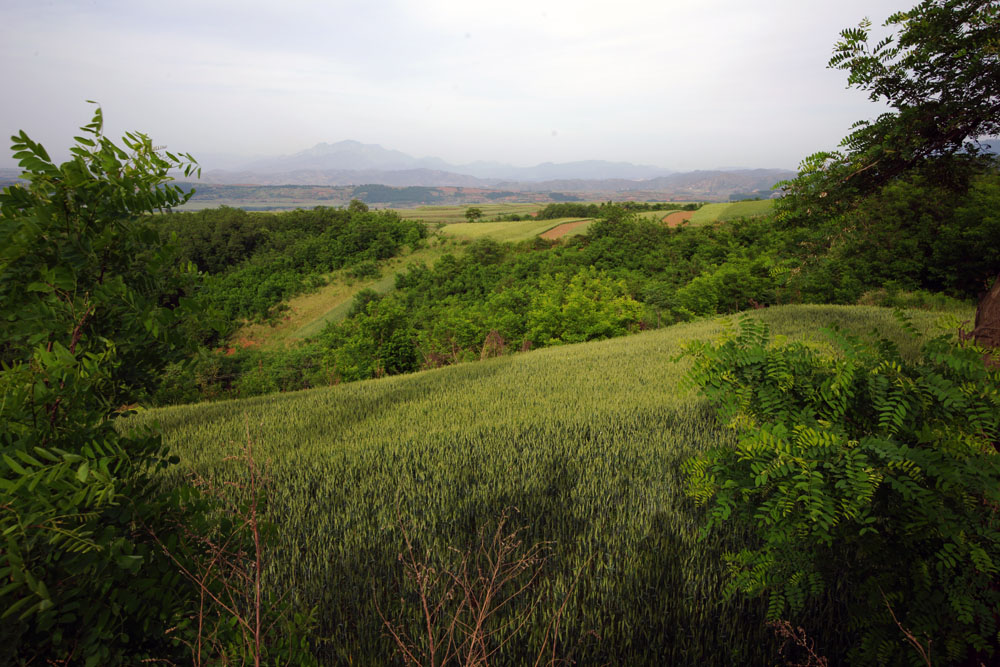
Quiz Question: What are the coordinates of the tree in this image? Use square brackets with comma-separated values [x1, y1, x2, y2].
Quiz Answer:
[781, 0, 1000, 349]
[464, 206, 484, 222]
[784, 0, 999, 207]
[0, 106, 204, 663]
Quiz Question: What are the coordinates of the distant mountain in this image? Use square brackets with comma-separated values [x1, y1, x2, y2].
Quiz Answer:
[190, 140, 797, 198]
[201, 168, 495, 187]
[201, 167, 494, 188]
[228, 140, 674, 183]
[244, 140, 453, 173]
[454, 159, 674, 181]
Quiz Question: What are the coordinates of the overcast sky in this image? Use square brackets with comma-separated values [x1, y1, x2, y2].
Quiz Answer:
[1, 0, 907, 171]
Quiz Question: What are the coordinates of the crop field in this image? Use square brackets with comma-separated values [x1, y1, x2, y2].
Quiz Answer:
[663, 210, 695, 226]
[392, 203, 544, 224]
[689, 199, 775, 226]
[440, 217, 591, 242]
[130, 304, 966, 664]
[717, 198, 775, 220]
[539, 218, 597, 239]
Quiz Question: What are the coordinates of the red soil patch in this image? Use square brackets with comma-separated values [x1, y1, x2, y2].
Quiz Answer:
[222, 336, 260, 356]
[663, 211, 694, 227]
[540, 220, 592, 240]
[662, 211, 694, 227]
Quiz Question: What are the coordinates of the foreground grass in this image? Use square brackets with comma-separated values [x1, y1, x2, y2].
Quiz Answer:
[134, 305, 966, 664]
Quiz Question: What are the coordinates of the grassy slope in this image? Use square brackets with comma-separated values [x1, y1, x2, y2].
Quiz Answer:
[439, 216, 591, 242]
[689, 199, 775, 225]
[232, 244, 450, 348]
[136, 304, 966, 664]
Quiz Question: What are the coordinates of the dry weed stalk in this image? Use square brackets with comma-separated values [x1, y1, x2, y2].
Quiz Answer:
[880, 589, 932, 667]
[149, 420, 302, 667]
[768, 620, 829, 667]
[375, 507, 584, 666]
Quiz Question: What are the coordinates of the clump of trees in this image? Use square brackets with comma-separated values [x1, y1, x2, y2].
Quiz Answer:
[158, 203, 426, 339]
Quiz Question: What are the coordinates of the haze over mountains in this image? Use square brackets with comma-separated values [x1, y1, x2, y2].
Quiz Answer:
[198, 140, 795, 195]
[224, 140, 678, 182]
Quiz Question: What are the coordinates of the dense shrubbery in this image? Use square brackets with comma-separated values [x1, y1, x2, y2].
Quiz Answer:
[683, 315, 1000, 664]
[158, 205, 426, 337]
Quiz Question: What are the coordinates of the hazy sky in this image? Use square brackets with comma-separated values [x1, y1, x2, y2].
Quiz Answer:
[1, 0, 907, 171]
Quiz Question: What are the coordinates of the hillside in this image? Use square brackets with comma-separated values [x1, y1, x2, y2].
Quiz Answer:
[132, 304, 967, 665]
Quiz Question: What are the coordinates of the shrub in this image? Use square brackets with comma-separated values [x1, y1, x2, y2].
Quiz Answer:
[682, 315, 1000, 664]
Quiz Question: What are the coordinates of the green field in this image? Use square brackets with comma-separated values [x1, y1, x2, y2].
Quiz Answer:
[132, 304, 964, 664]
[392, 203, 545, 224]
[689, 199, 774, 225]
[440, 216, 592, 242]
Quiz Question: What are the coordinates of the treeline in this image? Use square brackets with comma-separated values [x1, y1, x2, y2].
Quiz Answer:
[534, 200, 700, 219]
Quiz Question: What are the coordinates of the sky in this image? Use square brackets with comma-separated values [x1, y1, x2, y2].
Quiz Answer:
[0, 0, 907, 171]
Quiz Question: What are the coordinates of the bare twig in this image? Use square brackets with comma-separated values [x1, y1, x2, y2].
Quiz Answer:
[880, 589, 932, 667]
[376, 507, 585, 666]
[768, 619, 829, 667]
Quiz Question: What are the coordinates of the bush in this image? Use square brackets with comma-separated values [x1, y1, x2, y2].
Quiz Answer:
[682, 314, 1000, 664]
[0, 108, 203, 663]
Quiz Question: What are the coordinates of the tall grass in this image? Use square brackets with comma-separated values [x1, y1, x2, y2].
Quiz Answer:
[131, 305, 966, 664]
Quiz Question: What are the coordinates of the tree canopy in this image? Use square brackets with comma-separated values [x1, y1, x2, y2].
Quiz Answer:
[783, 0, 999, 210]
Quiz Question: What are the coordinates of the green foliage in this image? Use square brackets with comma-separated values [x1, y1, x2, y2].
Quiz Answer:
[683, 315, 1000, 663]
[319, 295, 419, 381]
[780, 0, 999, 216]
[534, 201, 695, 220]
[464, 206, 484, 222]
[158, 205, 426, 336]
[526, 267, 643, 345]
[0, 107, 203, 662]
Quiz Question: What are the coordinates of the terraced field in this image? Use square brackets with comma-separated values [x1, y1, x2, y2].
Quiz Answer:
[132, 304, 966, 665]
[689, 199, 774, 225]
[440, 217, 592, 242]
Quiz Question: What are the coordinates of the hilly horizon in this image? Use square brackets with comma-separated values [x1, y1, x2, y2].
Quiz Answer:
[230, 139, 681, 182]
[190, 139, 796, 196]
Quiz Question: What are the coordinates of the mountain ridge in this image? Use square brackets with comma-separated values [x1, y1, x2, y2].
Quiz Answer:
[226, 139, 680, 182]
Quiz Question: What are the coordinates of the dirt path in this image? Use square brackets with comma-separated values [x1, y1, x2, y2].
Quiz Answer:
[539, 219, 593, 239]
[662, 211, 694, 227]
